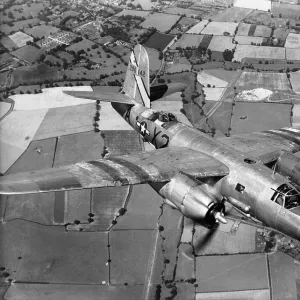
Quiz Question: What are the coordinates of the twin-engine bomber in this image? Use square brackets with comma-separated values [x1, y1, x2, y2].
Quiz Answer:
[2, 45, 300, 242]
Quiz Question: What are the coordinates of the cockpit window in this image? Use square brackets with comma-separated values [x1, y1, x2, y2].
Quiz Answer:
[272, 184, 300, 209]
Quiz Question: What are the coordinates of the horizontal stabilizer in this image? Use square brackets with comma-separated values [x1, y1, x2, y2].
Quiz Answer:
[63, 91, 135, 104]
[150, 83, 187, 101]
[0, 148, 229, 195]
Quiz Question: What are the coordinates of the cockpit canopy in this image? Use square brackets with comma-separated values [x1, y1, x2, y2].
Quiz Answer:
[272, 184, 300, 209]
[142, 109, 177, 123]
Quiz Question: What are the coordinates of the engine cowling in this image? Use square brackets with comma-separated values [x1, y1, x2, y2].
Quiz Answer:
[151, 172, 226, 227]
[276, 151, 300, 187]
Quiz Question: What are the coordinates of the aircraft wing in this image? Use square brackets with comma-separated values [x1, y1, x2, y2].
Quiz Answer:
[0, 147, 229, 195]
[63, 91, 135, 104]
[218, 127, 300, 164]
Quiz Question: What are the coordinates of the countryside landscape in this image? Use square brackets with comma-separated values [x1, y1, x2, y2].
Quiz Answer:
[1, 0, 300, 299]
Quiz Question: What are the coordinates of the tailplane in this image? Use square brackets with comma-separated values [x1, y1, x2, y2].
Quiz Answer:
[122, 45, 151, 108]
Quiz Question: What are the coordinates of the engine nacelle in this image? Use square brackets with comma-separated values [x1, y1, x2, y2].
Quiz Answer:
[276, 151, 300, 187]
[151, 172, 226, 227]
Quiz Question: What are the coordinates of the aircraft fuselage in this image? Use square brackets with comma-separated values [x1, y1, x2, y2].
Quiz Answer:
[112, 102, 300, 241]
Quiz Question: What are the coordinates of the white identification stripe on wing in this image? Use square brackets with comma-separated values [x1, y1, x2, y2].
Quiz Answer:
[282, 127, 300, 133]
[267, 129, 300, 141]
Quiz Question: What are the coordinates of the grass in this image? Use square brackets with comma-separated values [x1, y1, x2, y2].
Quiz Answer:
[231, 102, 292, 135]
[171, 34, 203, 49]
[233, 45, 286, 61]
[0, 37, 18, 50]
[253, 25, 272, 38]
[235, 36, 264, 45]
[8, 31, 33, 48]
[186, 20, 209, 34]
[285, 33, 300, 48]
[115, 9, 150, 17]
[235, 71, 291, 91]
[10, 45, 43, 64]
[143, 32, 176, 51]
[24, 25, 59, 39]
[12, 63, 62, 86]
[0, 18, 40, 35]
[201, 21, 238, 36]
[243, 10, 291, 27]
[208, 36, 235, 52]
[272, 3, 300, 19]
[290, 72, 300, 93]
[286, 49, 300, 61]
[211, 7, 253, 22]
[141, 13, 181, 33]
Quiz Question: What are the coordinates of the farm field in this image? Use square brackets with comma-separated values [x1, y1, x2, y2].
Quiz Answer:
[234, 0, 271, 11]
[0, 109, 48, 174]
[236, 23, 250, 36]
[203, 87, 226, 101]
[233, 45, 286, 61]
[57, 51, 74, 63]
[171, 34, 203, 49]
[166, 63, 192, 73]
[201, 21, 237, 36]
[33, 104, 95, 140]
[195, 290, 270, 300]
[235, 72, 291, 92]
[66, 38, 96, 52]
[2, 3, 46, 19]
[235, 36, 264, 45]
[44, 54, 63, 66]
[272, 3, 300, 19]
[12, 63, 62, 86]
[286, 48, 300, 60]
[243, 11, 290, 27]
[285, 33, 300, 48]
[115, 9, 150, 17]
[210, 7, 253, 22]
[10, 45, 43, 64]
[8, 31, 33, 48]
[174, 17, 199, 33]
[140, 13, 181, 32]
[273, 28, 290, 40]
[197, 72, 228, 87]
[254, 25, 272, 38]
[164, 7, 207, 18]
[143, 32, 176, 51]
[144, 47, 161, 73]
[205, 69, 237, 83]
[290, 71, 300, 93]
[131, 0, 159, 9]
[231, 102, 292, 135]
[186, 20, 209, 34]
[24, 25, 59, 39]
[207, 35, 235, 52]
[0, 18, 40, 35]
[0, 37, 17, 51]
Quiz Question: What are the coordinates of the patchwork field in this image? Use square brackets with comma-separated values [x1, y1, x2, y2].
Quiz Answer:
[231, 102, 292, 135]
[8, 31, 33, 48]
[235, 36, 264, 45]
[272, 3, 300, 19]
[203, 87, 226, 101]
[24, 25, 59, 39]
[0, 37, 17, 51]
[164, 7, 207, 18]
[211, 7, 253, 22]
[144, 47, 161, 73]
[12, 63, 62, 86]
[233, 45, 286, 61]
[186, 20, 209, 34]
[10, 45, 43, 64]
[273, 28, 290, 40]
[286, 48, 300, 61]
[208, 36, 235, 52]
[140, 13, 181, 32]
[235, 72, 291, 91]
[166, 63, 192, 73]
[236, 23, 250, 36]
[143, 32, 175, 51]
[0, 18, 40, 35]
[201, 21, 237, 36]
[234, 0, 271, 11]
[285, 33, 300, 48]
[115, 9, 150, 17]
[131, 0, 159, 10]
[243, 11, 289, 27]
[254, 25, 272, 38]
[290, 71, 300, 93]
[197, 71, 228, 87]
[171, 34, 203, 49]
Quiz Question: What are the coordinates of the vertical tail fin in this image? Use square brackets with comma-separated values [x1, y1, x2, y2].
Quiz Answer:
[122, 45, 151, 108]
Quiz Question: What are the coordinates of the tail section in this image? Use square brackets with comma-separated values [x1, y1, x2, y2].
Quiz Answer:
[122, 45, 151, 108]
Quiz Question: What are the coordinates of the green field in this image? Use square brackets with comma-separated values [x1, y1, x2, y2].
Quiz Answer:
[211, 7, 253, 22]
[24, 25, 59, 39]
[143, 32, 175, 51]
[141, 13, 181, 33]
[272, 3, 300, 19]
[11, 45, 43, 64]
